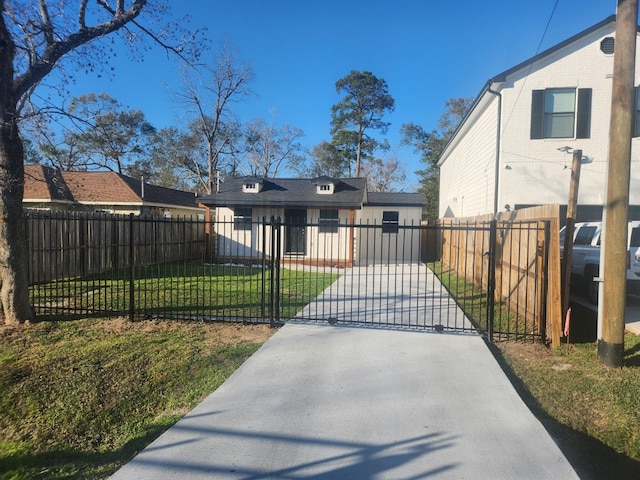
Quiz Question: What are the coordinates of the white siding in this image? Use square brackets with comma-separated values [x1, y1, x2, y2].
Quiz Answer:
[498, 26, 619, 210]
[358, 206, 423, 264]
[214, 206, 356, 263]
[439, 23, 640, 218]
[215, 205, 423, 264]
[440, 97, 499, 217]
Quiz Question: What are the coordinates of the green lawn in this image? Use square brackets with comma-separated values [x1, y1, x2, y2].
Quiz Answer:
[496, 336, 640, 479]
[430, 261, 537, 340]
[30, 264, 339, 321]
[0, 319, 275, 480]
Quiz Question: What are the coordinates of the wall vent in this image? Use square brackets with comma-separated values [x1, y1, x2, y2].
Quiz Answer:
[600, 37, 614, 55]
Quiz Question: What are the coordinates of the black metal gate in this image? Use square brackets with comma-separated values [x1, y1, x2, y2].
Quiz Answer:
[219, 217, 485, 335]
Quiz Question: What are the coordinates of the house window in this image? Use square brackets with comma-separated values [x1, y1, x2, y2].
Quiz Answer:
[382, 211, 399, 234]
[530, 88, 592, 139]
[233, 207, 252, 231]
[317, 183, 334, 194]
[318, 209, 339, 233]
[242, 181, 261, 193]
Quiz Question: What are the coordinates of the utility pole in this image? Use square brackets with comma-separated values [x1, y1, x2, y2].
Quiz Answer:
[562, 149, 582, 320]
[599, 0, 638, 367]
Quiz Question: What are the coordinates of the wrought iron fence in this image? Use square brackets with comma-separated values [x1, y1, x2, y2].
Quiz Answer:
[25, 211, 552, 342]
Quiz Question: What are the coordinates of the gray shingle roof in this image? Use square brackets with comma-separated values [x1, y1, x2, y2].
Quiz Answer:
[365, 192, 427, 207]
[199, 177, 367, 208]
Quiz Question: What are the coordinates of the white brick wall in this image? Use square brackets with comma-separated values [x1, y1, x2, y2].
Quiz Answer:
[440, 22, 640, 218]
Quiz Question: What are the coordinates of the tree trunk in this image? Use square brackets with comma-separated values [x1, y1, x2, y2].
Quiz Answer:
[0, 12, 34, 325]
[0, 119, 35, 325]
[355, 125, 364, 178]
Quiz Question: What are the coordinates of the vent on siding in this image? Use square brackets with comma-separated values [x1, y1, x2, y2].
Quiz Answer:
[600, 37, 615, 55]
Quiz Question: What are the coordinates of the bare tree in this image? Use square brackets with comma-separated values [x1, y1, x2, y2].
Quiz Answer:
[65, 93, 156, 174]
[361, 154, 407, 192]
[244, 116, 305, 178]
[0, 0, 202, 325]
[149, 118, 242, 194]
[173, 38, 253, 194]
[291, 141, 348, 178]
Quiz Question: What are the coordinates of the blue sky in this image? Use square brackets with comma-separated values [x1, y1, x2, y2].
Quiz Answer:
[43, 0, 616, 190]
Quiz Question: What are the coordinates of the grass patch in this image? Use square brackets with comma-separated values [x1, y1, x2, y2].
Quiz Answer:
[495, 337, 640, 478]
[30, 264, 339, 321]
[0, 318, 275, 479]
[430, 261, 536, 339]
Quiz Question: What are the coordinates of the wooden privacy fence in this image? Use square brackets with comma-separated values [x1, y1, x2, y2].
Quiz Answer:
[26, 210, 209, 285]
[436, 205, 562, 346]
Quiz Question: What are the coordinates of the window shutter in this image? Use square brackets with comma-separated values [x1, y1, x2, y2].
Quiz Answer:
[576, 88, 592, 139]
[530, 90, 544, 139]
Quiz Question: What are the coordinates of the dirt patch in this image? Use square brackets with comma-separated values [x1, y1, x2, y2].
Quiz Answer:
[495, 340, 554, 363]
[97, 317, 276, 345]
[0, 317, 276, 350]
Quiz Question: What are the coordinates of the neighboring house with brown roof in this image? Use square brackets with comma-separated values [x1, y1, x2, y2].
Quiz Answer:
[24, 165, 205, 218]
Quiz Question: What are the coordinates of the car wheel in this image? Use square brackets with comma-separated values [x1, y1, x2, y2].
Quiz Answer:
[585, 266, 599, 305]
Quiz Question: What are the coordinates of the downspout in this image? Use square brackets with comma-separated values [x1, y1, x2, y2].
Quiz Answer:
[487, 84, 503, 315]
[487, 84, 502, 215]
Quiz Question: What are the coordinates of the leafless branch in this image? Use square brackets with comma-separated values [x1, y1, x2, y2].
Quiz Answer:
[14, 0, 148, 101]
[79, 0, 89, 29]
[37, 0, 54, 44]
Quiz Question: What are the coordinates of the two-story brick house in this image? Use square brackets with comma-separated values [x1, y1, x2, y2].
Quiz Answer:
[438, 15, 640, 221]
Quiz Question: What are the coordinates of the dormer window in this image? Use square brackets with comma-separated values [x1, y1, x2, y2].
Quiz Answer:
[242, 180, 261, 193]
[317, 183, 334, 194]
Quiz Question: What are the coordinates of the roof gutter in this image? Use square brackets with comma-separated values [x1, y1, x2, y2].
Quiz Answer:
[487, 84, 502, 215]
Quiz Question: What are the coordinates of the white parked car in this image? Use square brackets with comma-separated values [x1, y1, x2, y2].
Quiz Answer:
[560, 221, 640, 304]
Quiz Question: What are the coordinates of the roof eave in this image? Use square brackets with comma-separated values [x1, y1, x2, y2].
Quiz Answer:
[492, 14, 618, 83]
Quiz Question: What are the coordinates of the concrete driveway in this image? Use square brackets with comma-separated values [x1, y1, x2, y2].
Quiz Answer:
[110, 323, 578, 479]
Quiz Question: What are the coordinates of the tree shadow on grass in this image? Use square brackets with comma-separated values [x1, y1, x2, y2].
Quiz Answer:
[0, 421, 175, 480]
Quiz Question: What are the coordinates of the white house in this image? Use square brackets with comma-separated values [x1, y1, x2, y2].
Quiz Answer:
[438, 15, 640, 221]
[198, 176, 426, 265]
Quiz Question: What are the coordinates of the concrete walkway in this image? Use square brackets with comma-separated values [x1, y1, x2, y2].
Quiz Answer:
[294, 264, 474, 331]
[111, 266, 579, 480]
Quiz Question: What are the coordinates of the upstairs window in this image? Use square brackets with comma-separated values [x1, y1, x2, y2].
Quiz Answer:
[242, 180, 261, 193]
[530, 88, 591, 139]
[233, 207, 252, 231]
[382, 211, 399, 234]
[317, 183, 334, 194]
[318, 209, 339, 233]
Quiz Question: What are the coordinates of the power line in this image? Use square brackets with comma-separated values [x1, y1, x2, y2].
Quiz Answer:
[500, 0, 561, 136]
